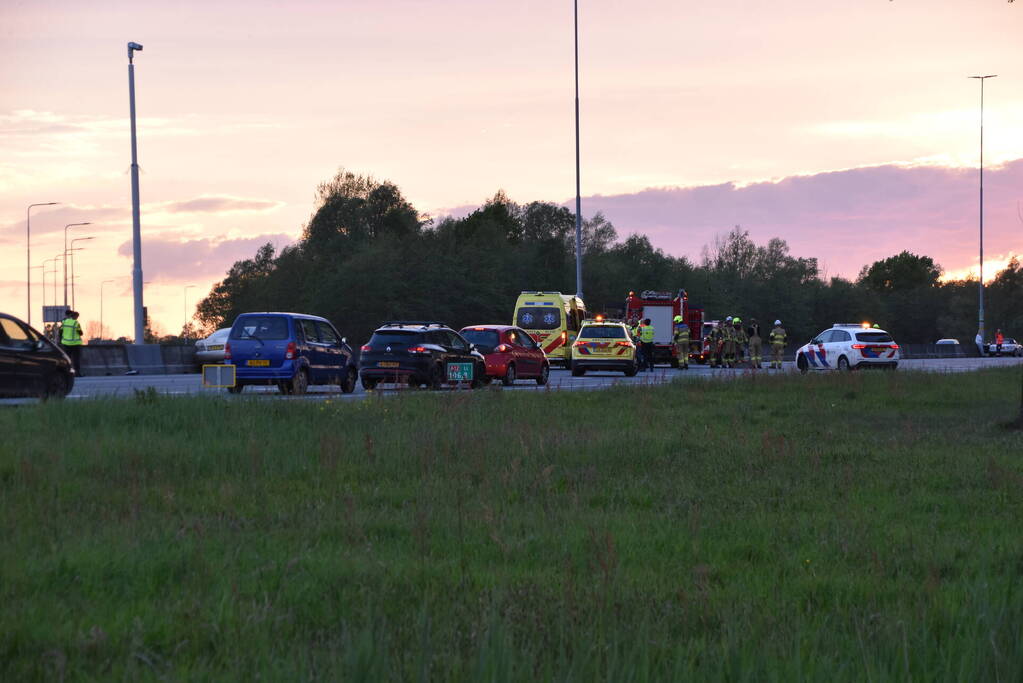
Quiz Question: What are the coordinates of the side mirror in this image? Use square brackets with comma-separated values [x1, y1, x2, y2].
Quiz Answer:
[469, 343, 477, 352]
[341, 337, 347, 344]
[35, 339, 47, 351]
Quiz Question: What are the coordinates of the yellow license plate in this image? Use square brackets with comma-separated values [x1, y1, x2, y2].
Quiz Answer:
[378, 361, 400, 368]
[246, 359, 270, 367]
[208, 344, 224, 351]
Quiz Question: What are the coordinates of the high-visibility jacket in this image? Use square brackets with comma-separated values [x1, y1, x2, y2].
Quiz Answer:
[60, 317, 83, 345]
[734, 326, 748, 344]
[639, 324, 655, 343]
[674, 324, 690, 343]
[996, 332, 1005, 344]
[769, 326, 787, 346]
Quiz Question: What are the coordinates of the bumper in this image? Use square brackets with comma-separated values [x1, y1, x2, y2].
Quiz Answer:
[571, 357, 636, 371]
[231, 360, 297, 382]
[853, 360, 898, 370]
[359, 360, 431, 383]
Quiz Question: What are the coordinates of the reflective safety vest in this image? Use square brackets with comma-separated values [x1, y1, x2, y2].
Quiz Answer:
[60, 318, 83, 345]
[639, 325, 655, 343]
[674, 324, 690, 343]
[770, 326, 787, 346]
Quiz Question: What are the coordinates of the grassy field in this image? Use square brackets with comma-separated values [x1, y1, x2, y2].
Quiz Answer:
[2, 368, 1023, 681]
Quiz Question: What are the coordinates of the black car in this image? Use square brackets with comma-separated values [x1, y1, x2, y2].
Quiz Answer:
[0, 313, 75, 399]
[358, 321, 487, 390]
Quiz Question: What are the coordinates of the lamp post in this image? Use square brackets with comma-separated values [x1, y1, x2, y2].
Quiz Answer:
[128, 41, 146, 345]
[70, 236, 95, 309]
[42, 258, 58, 315]
[26, 202, 59, 326]
[63, 222, 91, 308]
[969, 74, 996, 351]
[100, 280, 115, 341]
[183, 284, 196, 338]
[573, 0, 583, 299]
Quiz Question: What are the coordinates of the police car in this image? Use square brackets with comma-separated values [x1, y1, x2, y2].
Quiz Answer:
[796, 323, 900, 372]
[569, 317, 638, 377]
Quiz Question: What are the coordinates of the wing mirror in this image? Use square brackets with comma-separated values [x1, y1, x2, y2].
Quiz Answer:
[341, 337, 347, 344]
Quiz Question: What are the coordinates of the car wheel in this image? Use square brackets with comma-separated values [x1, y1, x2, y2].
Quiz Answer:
[291, 369, 309, 396]
[797, 354, 809, 374]
[536, 363, 549, 386]
[428, 364, 444, 390]
[571, 362, 585, 377]
[228, 383, 245, 394]
[624, 363, 638, 377]
[837, 356, 851, 372]
[277, 381, 292, 395]
[361, 377, 379, 391]
[502, 363, 517, 386]
[341, 368, 357, 394]
[42, 372, 70, 400]
[670, 358, 679, 369]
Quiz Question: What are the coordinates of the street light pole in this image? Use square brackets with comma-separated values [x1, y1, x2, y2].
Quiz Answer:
[573, 0, 583, 300]
[70, 236, 95, 310]
[183, 284, 196, 337]
[26, 202, 58, 326]
[970, 74, 996, 351]
[128, 41, 146, 345]
[100, 280, 115, 341]
[63, 222, 91, 309]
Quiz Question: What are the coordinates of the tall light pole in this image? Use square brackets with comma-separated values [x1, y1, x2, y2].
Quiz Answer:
[128, 41, 146, 345]
[970, 74, 996, 351]
[63, 222, 91, 308]
[26, 202, 59, 326]
[70, 236, 95, 309]
[42, 257, 58, 314]
[100, 280, 115, 340]
[51, 253, 64, 308]
[573, 0, 583, 299]
[183, 284, 196, 337]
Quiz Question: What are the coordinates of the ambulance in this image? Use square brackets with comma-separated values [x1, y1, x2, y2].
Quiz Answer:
[513, 291, 586, 365]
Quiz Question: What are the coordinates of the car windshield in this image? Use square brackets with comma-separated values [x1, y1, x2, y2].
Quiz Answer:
[856, 332, 894, 343]
[230, 315, 290, 340]
[367, 331, 423, 347]
[516, 307, 561, 330]
[579, 325, 626, 339]
[461, 329, 500, 353]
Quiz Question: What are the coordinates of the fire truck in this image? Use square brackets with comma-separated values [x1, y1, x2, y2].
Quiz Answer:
[624, 290, 705, 367]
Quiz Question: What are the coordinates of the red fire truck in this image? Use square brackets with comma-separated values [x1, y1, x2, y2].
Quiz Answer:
[624, 290, 705, 367]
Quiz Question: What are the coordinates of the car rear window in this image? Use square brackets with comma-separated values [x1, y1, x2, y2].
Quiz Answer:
[230, 315, 290, 340]
[461, 329, 500, 353]
[517, 307, 561, 330]
[367, 331, 423, 347]
[579, 325, 626, 339]
[856, 332, 894, 343]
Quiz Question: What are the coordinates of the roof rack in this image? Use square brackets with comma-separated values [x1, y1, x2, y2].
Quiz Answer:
[380, 321, 449, 329]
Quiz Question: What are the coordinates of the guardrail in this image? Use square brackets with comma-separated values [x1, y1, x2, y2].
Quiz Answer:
[80, 343, 197, 377]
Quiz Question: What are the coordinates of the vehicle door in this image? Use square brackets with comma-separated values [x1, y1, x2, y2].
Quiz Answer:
[444, 330, 476, 381]
[297, 319, 325, 381]
[0, 317, 43, 395]
[829, 329, 852, 364]
[513, 327, 541, 375]
[316, 321, 350, 381]
[809, 330, 835, 369]
[0, 319, 21, 395]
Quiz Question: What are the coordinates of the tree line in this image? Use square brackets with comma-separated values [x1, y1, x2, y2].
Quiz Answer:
[194, 169, 1023, 348]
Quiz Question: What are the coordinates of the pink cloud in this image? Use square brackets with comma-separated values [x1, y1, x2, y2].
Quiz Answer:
[116, 234, 293, 283]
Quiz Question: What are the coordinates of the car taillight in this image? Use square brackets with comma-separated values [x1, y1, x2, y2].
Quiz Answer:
[616, 341, 633, 347]
[890, 344, 899, 349]
[361, 344, 372, 352]
[851, 344, 866, 349]
[224, 342, 231, 360]
[573, 340, 585, 347]
[409, 346, 429, 354]
[285, 342, 296, 359]
[496, 344, 510, 352]
[562, 330, 568, 341]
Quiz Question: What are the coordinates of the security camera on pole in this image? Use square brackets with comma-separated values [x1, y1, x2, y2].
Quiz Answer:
[128, 41, 145, 345]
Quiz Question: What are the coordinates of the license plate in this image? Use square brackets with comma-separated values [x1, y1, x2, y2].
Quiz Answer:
[246, 359, 270, 367]
[208, 344, 224, 351]
[447, 362, 474, 381]
[378, 361, 400, 368]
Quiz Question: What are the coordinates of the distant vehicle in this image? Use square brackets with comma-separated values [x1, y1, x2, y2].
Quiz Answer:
[623, 289, 704, 367]
[358, 322, 487, 390]
[796, 323, 900, 372]
[513, 291, 586, 366]
[224, 312, 356, 395]
[460, 325, 550, 386]
[195, 328, 230, 364]
[0, 312, 74, 399]
[934, 338, 965, 358]
[986, 337, 1022, 357]
[570, 318, 638, 377]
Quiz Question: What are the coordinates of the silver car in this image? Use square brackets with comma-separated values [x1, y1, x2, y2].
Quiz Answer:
[195, 328, 230, 364]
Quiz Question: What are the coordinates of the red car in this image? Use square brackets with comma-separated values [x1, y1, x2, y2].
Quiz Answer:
[460, 325, 550, 386]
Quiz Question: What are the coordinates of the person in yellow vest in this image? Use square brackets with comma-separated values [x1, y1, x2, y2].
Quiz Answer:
[673, 314, 690, 370]
[769, 319, 787, 369]
[60, 309, 83, 374]
[630, 319, 644, 369]
[639, 318, 656, 371]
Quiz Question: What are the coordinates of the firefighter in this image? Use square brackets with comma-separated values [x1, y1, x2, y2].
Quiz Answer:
[720, 316, 734, 368]
[732, 317, 748, 367]
[769, 319, 787, 369]
[639, 318, 656, 371]
[673, 314, 690, 370]
[747, 318, 763, 369]
[60, 309, 83, 375]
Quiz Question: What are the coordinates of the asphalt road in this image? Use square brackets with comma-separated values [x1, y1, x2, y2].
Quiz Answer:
[51, 355, 1023, 402]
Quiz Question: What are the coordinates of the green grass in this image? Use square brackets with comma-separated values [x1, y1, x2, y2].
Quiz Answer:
[2, 368, 1022, 681]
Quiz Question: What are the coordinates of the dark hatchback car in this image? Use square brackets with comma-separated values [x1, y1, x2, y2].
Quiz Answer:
[358, 322, 487, 390]
[225, 312, 357, 395]
[0, 312, 74, 399]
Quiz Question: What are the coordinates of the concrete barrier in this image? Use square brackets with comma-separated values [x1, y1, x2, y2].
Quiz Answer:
[79, 343, 200, 376]
[79, 345, 131, 377]
[160, 345, 198, 373]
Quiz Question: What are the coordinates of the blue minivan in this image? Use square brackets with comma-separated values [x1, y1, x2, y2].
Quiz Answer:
[224, 312, 357, 394]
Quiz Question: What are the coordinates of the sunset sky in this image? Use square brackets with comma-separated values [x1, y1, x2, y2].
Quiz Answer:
[2, 0, 1021, 339]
